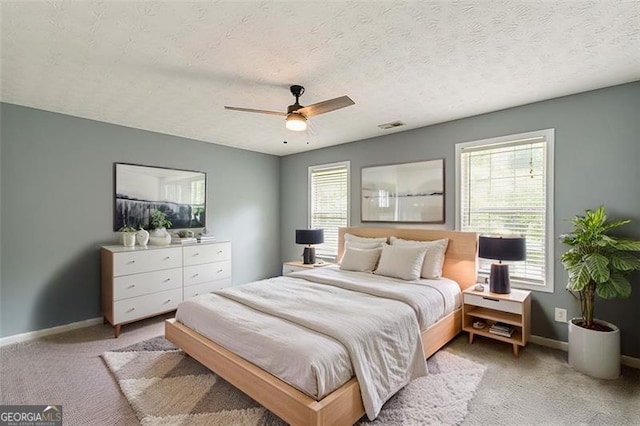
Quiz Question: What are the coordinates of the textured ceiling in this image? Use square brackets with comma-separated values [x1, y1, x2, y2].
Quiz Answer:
[1, 1, 639, 156]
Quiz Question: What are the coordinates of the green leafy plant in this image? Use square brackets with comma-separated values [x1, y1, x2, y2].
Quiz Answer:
[150, 210, 172, 230]
[560, 206, 640, 329]
[118, 225, 137, 233]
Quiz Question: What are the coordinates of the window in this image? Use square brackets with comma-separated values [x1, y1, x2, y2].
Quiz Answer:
[309, 161, 350, 259]
[455, 129, 554, 292]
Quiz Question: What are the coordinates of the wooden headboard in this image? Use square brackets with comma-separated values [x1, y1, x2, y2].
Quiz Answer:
[338, 227, 478, 290]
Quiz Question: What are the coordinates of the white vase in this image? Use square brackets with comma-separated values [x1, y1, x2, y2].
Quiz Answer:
[121, 233, 136, 247]
[568, 318, 620, 379]
[149, 228, 171, 246]
[135, 229, 149, 246]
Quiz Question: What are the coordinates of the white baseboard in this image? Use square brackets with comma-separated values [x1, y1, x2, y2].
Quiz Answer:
[0, 317, 103, 347]
[529, 335, 569, 351]
[530, 334, 640, 369]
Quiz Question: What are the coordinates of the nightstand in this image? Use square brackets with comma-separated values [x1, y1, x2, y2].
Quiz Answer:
[282, 261, 333, 275]
[462, 284, 531, 356]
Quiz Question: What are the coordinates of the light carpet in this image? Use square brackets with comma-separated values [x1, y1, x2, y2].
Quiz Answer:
[102, 336, 486, 425]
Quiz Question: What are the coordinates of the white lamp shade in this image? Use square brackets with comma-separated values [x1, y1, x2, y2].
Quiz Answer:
[285, 113, 307, 131]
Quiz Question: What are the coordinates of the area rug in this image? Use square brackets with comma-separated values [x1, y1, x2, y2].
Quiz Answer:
[102, 336, 486, 425]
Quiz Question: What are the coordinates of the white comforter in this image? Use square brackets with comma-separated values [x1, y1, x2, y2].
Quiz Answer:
[288, 266, 461, 329]
[175, 268, 462, 419]
[216, 277, 427, 420]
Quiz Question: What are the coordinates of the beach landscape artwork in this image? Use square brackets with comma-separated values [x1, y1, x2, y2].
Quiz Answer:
[361, 159, 444, 223]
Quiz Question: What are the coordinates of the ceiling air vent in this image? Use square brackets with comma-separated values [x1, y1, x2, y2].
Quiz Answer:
[378, 121, 405, 130]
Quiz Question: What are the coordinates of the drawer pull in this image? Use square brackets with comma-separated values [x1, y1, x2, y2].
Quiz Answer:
[217, 250, 223, 254]
[164, 256, 171, 260]
[482, 297, 500, 302]
[192, 273, 199, 278]
[128, 284, 136, 289]
[127, 260, 136, 264]
[164, 299, 171, 304]
[193, 293, 199, 296]
[126, 308, 135, 313]
[164, 278, 171, 282]
[193, 253, 200, 257]
[217, 269, 223, 273]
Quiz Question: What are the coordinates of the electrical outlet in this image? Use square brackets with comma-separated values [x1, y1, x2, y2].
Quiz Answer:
[555, 307, 567, 323]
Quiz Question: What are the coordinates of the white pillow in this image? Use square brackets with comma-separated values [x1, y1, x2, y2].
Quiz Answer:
[390, 237, 449, 279]
[344, 233, 387, 245]
[345, 240, 385, 250]
[339, 246, 382, 273]
[374, 244, 428, 281]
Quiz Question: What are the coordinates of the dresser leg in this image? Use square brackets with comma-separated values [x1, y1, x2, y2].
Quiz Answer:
[103, 316, 108, 325]
[468, 332, 474, 344]
[513, 344, 519, 357]
[114, 325, 122, 338]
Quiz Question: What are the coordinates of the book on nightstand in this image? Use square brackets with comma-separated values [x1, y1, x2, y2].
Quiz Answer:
[489, 322, 515, 337]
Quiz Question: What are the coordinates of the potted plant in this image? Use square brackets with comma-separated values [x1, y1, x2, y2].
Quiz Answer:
[560, 206, 640, 379]
[118, 225, 137, 247]
[148, 210, 173, 245]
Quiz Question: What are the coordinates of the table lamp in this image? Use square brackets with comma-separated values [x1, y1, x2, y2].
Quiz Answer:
[295, 229, 324, 264]
[478, 235, 526, 294]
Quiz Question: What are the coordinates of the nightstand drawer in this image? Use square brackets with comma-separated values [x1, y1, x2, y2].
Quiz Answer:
[283, 264, 305, 274]
[464, 293, 522, 315]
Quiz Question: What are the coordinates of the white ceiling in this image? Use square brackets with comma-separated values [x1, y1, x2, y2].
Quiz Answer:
[1, 1, 639, 156]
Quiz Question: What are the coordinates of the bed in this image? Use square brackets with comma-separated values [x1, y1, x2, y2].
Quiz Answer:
[165, 227, 478, 425]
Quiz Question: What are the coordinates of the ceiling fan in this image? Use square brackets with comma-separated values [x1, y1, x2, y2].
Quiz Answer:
[224, 85, 355, 132]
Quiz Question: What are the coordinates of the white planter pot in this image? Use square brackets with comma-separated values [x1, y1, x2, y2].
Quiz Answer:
[568, 318, 620, 379]
[149, 228, 171, 246]
[121, 233, 136, 247]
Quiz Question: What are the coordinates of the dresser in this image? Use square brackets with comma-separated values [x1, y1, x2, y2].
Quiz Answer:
[101, 241, 231, 337]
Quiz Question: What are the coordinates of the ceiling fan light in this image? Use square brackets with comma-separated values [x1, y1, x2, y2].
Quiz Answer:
[286, 113, 307, 131]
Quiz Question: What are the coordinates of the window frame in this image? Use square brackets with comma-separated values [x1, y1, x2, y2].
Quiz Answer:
[455, 129, 555, 293]
[308, 161, 351, 260]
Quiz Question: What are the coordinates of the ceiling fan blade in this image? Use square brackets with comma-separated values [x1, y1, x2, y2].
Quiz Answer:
[224, 106, 286, 117]
[297, 96, 355, 117]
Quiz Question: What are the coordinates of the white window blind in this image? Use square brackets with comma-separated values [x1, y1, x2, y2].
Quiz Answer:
[456, 129, 554, 292]
[309, 162, 350, 258]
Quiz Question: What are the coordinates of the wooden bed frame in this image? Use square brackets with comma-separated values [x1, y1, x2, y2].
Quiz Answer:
[165, 227, 478, 425]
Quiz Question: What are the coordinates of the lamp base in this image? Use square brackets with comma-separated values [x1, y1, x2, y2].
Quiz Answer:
[302, 247, 316, 264]
[489, 263, 511, 294]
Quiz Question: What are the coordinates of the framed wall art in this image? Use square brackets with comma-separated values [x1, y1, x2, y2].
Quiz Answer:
[114, 163, 206, 231]
[361, 158, 444, 223]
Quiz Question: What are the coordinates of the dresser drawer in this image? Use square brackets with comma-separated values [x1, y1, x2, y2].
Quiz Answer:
[464, 293, 522, 315]
[113, 248, 182, 276]
[113, 268, 182, 301]
[183, 242, 231, 266]
[183, 279, 232, 299]
[183, 261, 231, 286]
[113, 288, 182, 324]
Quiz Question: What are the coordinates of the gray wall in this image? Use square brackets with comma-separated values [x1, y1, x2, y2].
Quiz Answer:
[280, 82, 640, 357]
[0, 103, 281, 338]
